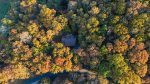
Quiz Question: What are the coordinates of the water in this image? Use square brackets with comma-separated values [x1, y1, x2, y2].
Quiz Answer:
[11, 71, 69, 84]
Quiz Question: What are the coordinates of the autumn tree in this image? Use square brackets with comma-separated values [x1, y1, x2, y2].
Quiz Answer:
[0, 0, 78, 82]
[0, 63, 30, 83]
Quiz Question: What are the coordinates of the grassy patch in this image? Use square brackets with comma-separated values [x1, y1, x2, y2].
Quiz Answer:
[0, 0, 11, 20]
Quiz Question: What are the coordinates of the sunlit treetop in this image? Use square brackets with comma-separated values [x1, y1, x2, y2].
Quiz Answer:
[20, 0, 37, 7]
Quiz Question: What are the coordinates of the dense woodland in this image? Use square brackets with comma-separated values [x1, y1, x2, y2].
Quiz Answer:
[0, 0, 150, 84]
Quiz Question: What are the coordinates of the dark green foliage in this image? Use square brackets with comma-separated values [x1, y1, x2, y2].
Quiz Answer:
[98, 61, 111, 77]
[115, 2, 126, 15]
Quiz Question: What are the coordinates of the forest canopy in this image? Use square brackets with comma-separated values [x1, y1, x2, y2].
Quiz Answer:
[0, 0, 150, 84]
